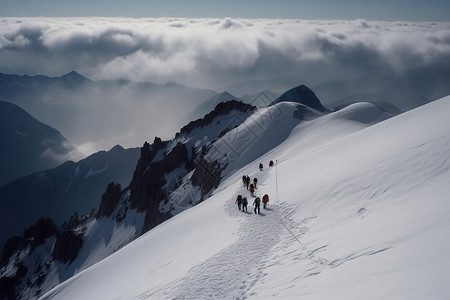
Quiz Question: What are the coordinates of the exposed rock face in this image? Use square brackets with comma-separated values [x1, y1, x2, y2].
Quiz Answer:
[0, 218, 57, 300]
[1, 218, 57, 267]
[0, 262, 27, 300]
[129, 141, 189, 233]
[23, 218, 57, 253]
[191, 158, 224, 196]
[0, 143, 139, 252]
[97, 182, 122, 218]
[0, 235, 22, 266]
[177, 100, 256, 137]
[270, 84, 330, 113]
[51, 230, 83, 264]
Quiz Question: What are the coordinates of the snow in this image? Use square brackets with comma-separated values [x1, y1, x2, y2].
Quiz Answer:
[40, 96, 450, 300]
[84, 164, 109, 178]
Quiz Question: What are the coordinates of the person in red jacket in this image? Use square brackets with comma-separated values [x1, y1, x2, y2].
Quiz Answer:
[235, 195, 243, 210]
[262, 194, 269, 209]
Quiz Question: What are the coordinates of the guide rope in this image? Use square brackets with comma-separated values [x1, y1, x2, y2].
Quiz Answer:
[272, 160, 304, 247]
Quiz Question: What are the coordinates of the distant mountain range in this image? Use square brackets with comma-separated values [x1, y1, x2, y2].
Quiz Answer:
[0, 101, 84, 186]
[0, 71, 218, 151]
[0, 144, 140, 250]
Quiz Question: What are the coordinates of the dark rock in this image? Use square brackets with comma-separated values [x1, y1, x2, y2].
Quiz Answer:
[270, 84, 330, 112]
[128, 141, 189, 233]
[0, 262, 27, 300]
[176, 100, 256, 137]
[0, 276, 16, 300]
[51, 230, 83, 264]
[1, 235, 22, 266]
[97, 182, 122, 218]
[191, 158, 223, 196]
[23, 218, 57, 253]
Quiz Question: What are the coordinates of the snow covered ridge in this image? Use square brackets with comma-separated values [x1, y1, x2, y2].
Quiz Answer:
[0, 99, 259, 299]
[38, 95, 450, 300]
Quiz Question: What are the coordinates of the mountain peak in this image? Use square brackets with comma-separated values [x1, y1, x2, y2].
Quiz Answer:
[176, 100, 256, 137]
[270, 84, 329, 112]
[61, 71, 90, 83]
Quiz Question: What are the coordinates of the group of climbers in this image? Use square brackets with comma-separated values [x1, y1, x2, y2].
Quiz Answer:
[236, 160, 274, 214]
[235, 194, 248, 212]
[236, 193, 269, 214]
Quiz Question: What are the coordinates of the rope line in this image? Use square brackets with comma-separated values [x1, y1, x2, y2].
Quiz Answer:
[272, 160, 304, 247]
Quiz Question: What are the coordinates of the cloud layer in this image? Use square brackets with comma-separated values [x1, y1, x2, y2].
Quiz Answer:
[1, 17, 449, 90]
[1, 18, 449, 154]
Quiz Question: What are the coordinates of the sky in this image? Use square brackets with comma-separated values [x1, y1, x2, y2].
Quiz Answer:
[1, 0, 450, 21]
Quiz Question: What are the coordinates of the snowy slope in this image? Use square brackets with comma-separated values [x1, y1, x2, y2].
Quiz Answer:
[40, 97, 450, 300]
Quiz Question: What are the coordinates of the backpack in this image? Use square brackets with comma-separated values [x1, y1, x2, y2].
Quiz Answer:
[255, 197, 261, 205]
[242, 197, 248, 205]
[263, 194, 269, 203]
[237, 195, 242, 203]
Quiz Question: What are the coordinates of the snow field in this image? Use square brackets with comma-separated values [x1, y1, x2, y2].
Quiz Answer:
[41, 96, 450, 299]
[249, 96, 450, 299]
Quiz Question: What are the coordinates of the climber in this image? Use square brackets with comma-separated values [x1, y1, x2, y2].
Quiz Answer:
[253, 197, 261, 214]
[262, 194, 269, 209]
[242, 197, 248, 212]
[249, 183, 255, 197]
[236, 195, 242, 210]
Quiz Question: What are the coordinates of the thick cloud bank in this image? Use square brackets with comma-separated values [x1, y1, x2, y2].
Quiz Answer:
[1, 17, 449, 91]
[0, 18, 449, 153]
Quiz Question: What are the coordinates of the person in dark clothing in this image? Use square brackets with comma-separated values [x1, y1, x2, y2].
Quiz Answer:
[253, 177, 258, 189]
[259, 163, 263, 171]
[269, 160, 274, 167]
[242, 197, 248, 212]
[249, 183, 255, 197]
[246, 175, 250, 189]
[253, 197, 261, 214]
[262, 194, 269, 209]
[236, 195, 242, 210]
[242, 175, 247, 187]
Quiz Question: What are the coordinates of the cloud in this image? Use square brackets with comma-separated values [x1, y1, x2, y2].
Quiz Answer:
[0, 17, 449, 153]
[0, 17, 449, 88]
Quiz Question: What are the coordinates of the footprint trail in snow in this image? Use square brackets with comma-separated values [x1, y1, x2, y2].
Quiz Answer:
[172, 169, 284, 299]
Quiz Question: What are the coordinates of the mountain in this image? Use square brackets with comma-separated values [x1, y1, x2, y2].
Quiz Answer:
[0, 99, 259, 299]
[241, 90, 281, 108]
[328, 92, 403, 114]
[0, 101, 84, 186]
[312, 76, 434, 112]
[0, 93, 397, 299]
[226, 77, 299, 97]
[188, 91, 242, 121]
[0, 72, 218, 152]
[34, 95, 450, 300]
[0, 144, 140, 251]
[270, 84, 330, 112]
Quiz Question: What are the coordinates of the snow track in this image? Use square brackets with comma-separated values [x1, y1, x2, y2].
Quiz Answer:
[172, 169, 285, 299]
